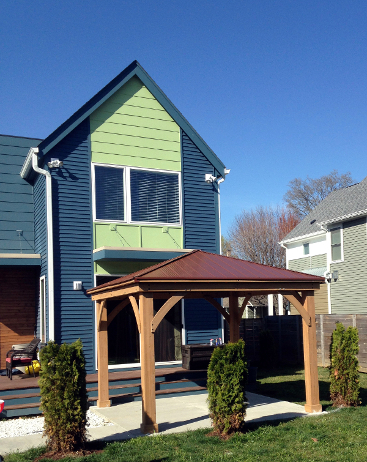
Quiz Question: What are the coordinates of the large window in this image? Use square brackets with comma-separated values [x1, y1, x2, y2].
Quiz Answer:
[130, 169, 180, 224]
[330, 227, 342, 261]
[95, 165, 125, 221]
[94, 164, 180, 225]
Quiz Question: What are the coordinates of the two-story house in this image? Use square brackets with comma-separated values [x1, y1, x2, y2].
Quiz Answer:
[0, 61, 229, 373]
[280, 176, 367, 314]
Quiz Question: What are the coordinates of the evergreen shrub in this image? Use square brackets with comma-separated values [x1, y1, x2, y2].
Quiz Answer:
[39, 339, 88, 452]
[207, 339, 248, 435]
[330, 322, 360, 407]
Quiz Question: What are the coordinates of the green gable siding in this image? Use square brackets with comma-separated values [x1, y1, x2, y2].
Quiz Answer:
[93, 223, 183, 253]
[331, 218, 367, 314]
[90, 76, 181, 171]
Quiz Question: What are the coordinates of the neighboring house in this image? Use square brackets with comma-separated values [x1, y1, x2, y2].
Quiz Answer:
[0, 61, 229, 372]
[280, 176, 367, 315]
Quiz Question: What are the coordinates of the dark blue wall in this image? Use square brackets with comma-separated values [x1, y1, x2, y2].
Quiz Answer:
[0, 135, 41, 254]
[181, 130, 222, 344]
[34, 173, 48, 337]
[42, 119, 95, 372]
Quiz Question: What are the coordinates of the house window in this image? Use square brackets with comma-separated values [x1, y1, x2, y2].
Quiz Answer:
[95, 165, 125, 221]
[303, 243, 310, 255]
[331, 227, 342, 261]
[94, 164, 180, 225]
[130, 169, 180, 224]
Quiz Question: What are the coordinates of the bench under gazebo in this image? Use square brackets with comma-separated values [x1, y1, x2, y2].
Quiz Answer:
[87, 250, 324, 434]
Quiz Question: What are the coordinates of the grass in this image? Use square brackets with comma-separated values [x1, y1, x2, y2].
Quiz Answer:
[256, 366, 367, 409]
[5, 366, 367, 462]
[6, 406, 367, 461]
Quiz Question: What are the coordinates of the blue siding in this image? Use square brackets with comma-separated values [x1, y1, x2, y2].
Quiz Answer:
[34, 173, 48, 338]
[42, 119, 95, 372]
[181, 130, 222, 344]
[0, 135, 41, 254]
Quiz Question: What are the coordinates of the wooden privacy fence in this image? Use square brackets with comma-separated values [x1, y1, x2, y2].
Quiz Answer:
[230, 314, 367, 371]
[225, 315, 304, 366]
[316, 314, 367, 372]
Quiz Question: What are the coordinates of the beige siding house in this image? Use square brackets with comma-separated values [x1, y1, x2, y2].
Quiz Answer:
[280, 176, 367, 314]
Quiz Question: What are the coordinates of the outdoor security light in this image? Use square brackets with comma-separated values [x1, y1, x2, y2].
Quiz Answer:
[205, 174, 216, 183]
[48, 158, 64, 168]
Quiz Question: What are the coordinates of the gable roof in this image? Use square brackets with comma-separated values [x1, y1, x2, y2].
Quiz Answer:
[282, 176, 367, 243]
[89, 249, 324, 293]
[32, 61, 226, 177]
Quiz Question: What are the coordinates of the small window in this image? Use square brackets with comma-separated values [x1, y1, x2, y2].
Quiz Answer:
[130, 169, 180, 224]
[331, 227, 342, 261]
[95, 166, 124, 221]
[303, 243, 310, 255]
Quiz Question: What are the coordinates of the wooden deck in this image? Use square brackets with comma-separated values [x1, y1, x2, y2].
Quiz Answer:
[0, 367, 208, 417]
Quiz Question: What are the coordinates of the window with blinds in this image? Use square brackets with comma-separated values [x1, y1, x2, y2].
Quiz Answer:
[130, 169, 180, 224]
[95, 165, 125, 221]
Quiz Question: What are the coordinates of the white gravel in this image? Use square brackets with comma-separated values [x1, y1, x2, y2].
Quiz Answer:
[0, 410, 113, 439]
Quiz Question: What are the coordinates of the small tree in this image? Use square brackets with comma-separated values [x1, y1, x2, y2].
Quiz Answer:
[207, 340, 248, 435]
[39, 339, 88, 453]
[329, 323, 360, 407]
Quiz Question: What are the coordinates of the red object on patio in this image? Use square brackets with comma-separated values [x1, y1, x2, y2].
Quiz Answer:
[0, 400, 4, 413]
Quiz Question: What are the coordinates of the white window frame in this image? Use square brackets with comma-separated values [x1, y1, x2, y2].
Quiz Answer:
[39, 276, 46, 343]
[92, 163, 182, 227]
[329, 225, 344, 263]
[92, 163, 127, 224]
[303, 242, 310, 255]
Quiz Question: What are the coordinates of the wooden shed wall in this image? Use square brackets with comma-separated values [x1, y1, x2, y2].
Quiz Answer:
[0, 267, 38, 369]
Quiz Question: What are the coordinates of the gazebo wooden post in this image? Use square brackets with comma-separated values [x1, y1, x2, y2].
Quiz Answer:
[303, 292, 322, 413]
[229, 292, 240, 342]
[140, 293, 158, 434]
[96, 300, 110, 408]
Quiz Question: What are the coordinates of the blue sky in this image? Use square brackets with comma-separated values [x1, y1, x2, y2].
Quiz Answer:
[1, 1, 367, 235]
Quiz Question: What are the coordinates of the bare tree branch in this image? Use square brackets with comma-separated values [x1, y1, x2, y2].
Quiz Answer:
[227, 206, 299, 268]
[284, 170, 355, 219]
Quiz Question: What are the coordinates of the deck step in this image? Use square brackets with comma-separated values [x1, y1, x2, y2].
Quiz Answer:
[3, 386, 207, 411]
[88, 385, 208, 402]
[86, 377, 207, 393]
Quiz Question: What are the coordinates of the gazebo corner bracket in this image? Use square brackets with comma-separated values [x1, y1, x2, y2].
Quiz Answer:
[204, 296, 230, 324]
[151, 295, 184, 333]
[238, 294, 252, 319]
[129, 295, 141, 334]
[284, 293, 311, 326]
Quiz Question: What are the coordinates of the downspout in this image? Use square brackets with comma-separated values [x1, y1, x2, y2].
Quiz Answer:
[31, 148, 55, 341]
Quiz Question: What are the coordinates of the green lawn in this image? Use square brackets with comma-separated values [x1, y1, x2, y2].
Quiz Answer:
[6, 367, 367, 462]
[256, 366, 367, 409]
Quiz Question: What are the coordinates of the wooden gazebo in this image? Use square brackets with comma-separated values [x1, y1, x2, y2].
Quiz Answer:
[87, 250, 324, 433]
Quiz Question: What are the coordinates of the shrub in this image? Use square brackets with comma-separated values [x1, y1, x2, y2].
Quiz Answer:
[39, 339, 88, 453]
[329, 322, 360, 407]
[207, 339, 248, 435]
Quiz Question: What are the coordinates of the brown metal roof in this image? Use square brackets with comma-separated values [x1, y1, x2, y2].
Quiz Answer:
[88, 250, 324, 292]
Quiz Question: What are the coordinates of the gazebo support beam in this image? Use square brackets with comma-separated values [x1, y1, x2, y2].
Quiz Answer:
[96, 300, 110, 408]
[284, 291, 321, 413]
[140, 294, 158, 434]
[302, 293, 322, 413]
[229, 293, 240, 342]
